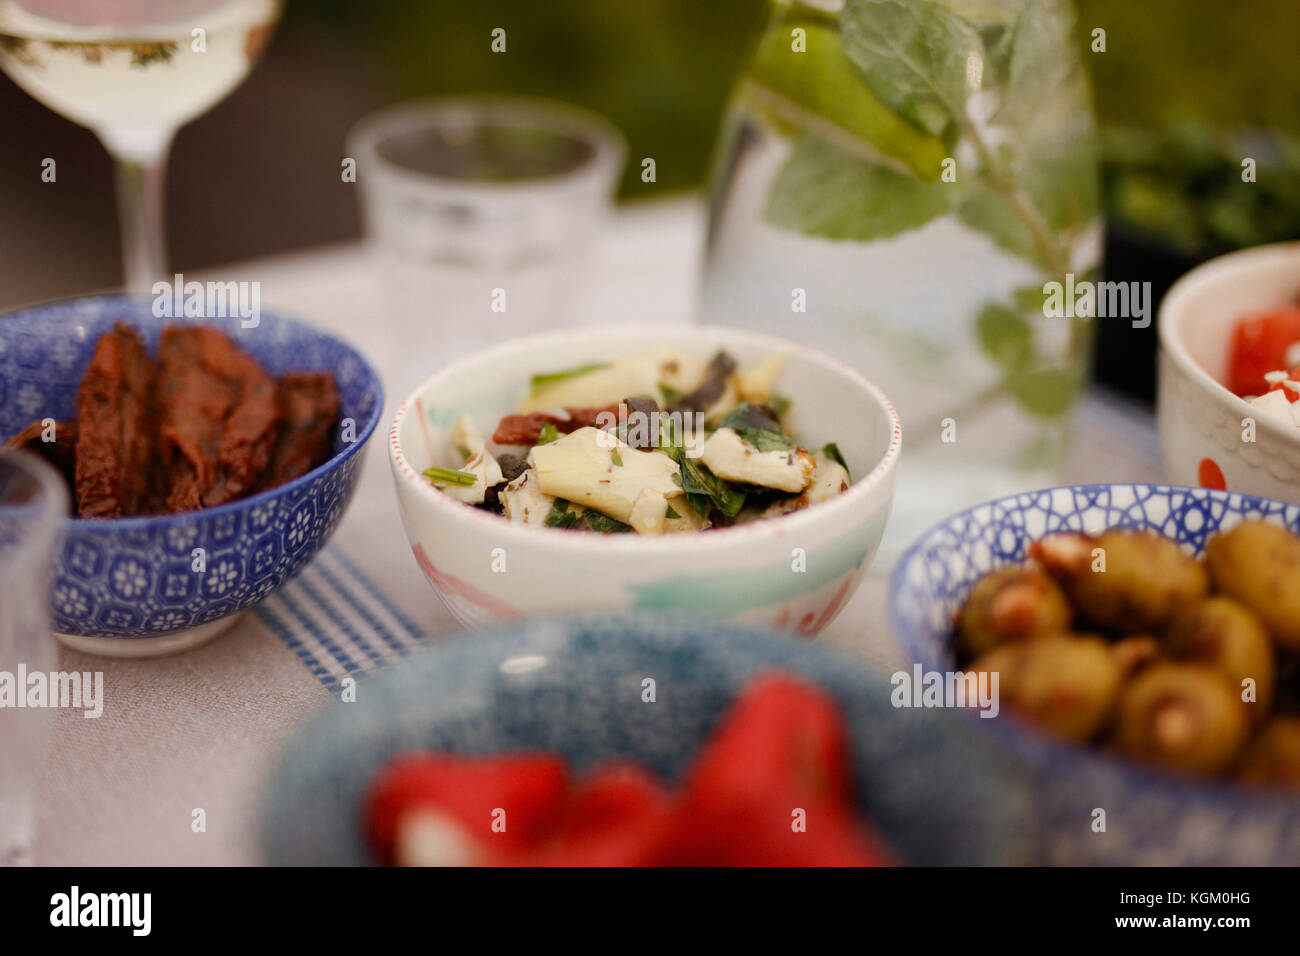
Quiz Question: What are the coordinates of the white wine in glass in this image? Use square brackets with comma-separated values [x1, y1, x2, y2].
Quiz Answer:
[0, 0, 282, 290]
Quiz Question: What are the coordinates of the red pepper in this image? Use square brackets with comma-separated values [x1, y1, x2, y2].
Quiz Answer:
[657, 673, 894, 866]
[364, 753, 569, 864]
[513, 763, 676, 867]
[1228, 306, 1300, 398]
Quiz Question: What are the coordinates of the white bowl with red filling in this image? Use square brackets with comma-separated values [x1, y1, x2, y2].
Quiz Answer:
[388, 325, 901, 633]
[1158, 241, 1300, 503]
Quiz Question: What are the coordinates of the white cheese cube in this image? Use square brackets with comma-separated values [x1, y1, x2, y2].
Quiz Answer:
[1250, 389, 1295, 426]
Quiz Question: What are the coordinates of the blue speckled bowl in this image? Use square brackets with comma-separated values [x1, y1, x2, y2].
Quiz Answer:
[0, 294, 383, 654]
[260, 614, 1032, 865]
[891, 483, 1300, 865]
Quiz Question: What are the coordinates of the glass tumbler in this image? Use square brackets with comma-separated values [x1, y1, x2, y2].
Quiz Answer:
[0, 450, 69, 866]
[348, 95, 626, 397]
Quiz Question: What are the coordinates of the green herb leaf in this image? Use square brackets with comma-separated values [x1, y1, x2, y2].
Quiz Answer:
[840, 0, 982, 139]
[768, 394, 792, 417]
[544, 499, 580, 529]
[717, 403, 796, 452]
[1003, 367, 1082, 418]
[610, 448, 623, 467]
[536, 422, 560, 445]
[658, 383, 683, 406]
[530, 362, 608, 392]
[663, 417, 745, 517]
[821, 442, 851, 479]
[745, 17, 948, 178]
[581, 512, 634, 534]
[422, 466, 477, 487]
[975, 302, 1033, 368]
[665, 504, 681, 520]
[765, 135, 952, 242]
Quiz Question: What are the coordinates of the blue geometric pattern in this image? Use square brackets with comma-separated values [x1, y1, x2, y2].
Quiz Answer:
[891, 483, 1300, 865]
[0, 295, 383, 639]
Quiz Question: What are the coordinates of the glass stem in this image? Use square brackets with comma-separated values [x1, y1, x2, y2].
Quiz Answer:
[110, 134, 174, 293]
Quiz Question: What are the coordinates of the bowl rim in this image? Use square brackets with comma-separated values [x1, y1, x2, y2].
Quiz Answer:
[0, 293, 385, 531]
[1158, 239, 1300, 448]
[889, 480, 1300, 813]
[388, 322, 902, 554]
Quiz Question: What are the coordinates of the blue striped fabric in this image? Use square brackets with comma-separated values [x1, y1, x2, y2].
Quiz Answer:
[255, 547, 434, 693]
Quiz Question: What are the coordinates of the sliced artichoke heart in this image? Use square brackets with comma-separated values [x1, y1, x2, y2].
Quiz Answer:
[700, 427, 814, 493]
[530, 426, 681, 524]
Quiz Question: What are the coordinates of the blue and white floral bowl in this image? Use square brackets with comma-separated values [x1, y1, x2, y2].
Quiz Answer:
[260, 613, 1030, 865]
[0, 295, 383, 657]
[891, 483, 1300, 865]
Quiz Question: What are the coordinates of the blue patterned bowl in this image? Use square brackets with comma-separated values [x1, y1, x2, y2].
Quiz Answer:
[260, 614, 1032, 865]
[0, 295, 383, 655]
[891, 483, 1300, 865]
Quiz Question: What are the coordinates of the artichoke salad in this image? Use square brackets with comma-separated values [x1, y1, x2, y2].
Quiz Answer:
[423, 350, 851, 535]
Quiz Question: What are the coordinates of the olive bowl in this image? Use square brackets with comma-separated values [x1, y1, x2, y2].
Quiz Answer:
[890, 483, 1300, 865]
[0, 294, 383, 657]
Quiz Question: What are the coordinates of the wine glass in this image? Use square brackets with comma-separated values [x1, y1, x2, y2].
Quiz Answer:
[0, 0, 282, 291]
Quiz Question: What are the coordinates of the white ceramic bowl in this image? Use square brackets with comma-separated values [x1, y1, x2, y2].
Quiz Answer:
[388, 325, 901, 632]
[1158, 241, 1300, 502]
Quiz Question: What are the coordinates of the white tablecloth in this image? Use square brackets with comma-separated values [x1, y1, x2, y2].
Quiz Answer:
[33, 200, 1162, 865]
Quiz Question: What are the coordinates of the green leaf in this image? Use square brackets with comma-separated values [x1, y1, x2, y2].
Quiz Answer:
[994, 0, 1077, 133]
[422, 466, 476, 486]
[1004, 367, 1082, 418]
[840, 0, 982, 139]
[544, 499, 580, 529]
[581, 512, 634, 534]
[610, 448, 623, 467]
[768, 394, 792, 417]
[821, 442, 851, 479]
[975, 302, 1033, 368]
[765, 135, 952, 242]
[663, 417, 745, 517]
[957, 184, 1040, 263]
[530, 362, 608, 391]
[657, 383, 683, 406]
[536, 422, 560, 445]
[665, 504, 681, 520]
[717, 403, 796, 452]
[745, 17, 949, 178]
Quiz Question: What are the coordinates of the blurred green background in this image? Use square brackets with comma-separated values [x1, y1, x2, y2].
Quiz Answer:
[1, 0, 1296, 308]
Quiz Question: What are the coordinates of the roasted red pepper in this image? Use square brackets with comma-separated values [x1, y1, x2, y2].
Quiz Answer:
[1228, 306, 1300, 398]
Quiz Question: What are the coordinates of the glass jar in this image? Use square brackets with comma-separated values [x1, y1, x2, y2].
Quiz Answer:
[702, 0, 1102, 561]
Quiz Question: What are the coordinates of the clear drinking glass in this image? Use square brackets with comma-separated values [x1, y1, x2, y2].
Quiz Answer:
[702, 0, 1101, 560]
[0, 0, 282, 290]
[348, 96, 626, 396]
[0, 451, 69, 866]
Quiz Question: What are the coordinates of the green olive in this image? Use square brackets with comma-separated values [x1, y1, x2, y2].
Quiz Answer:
[1237, 717, 1300, 789]
[1165, 597, 1275, 719]
[970, 635, 1120, 742]
[1206, 521, 1300, 652]
[1112, 663, 1247, 776]
[1046, 530, 1208, 633]
[958, 566, 1072, 658]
